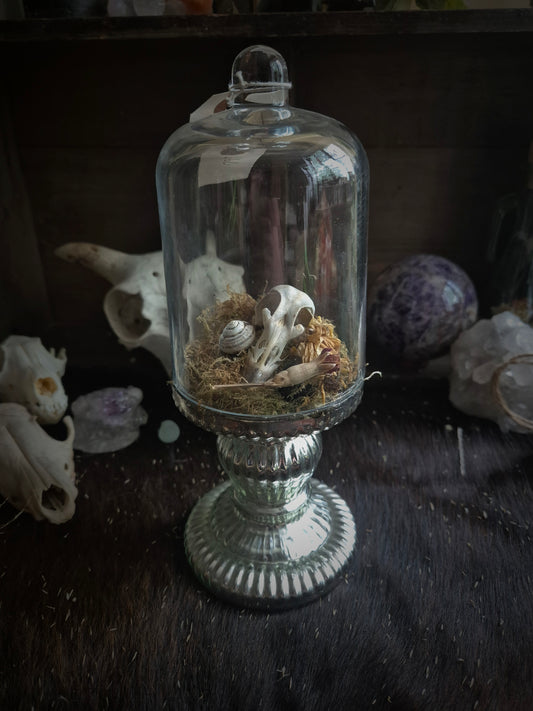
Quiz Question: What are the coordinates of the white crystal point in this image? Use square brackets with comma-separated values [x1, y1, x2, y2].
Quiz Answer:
[449, 311, 533, 433]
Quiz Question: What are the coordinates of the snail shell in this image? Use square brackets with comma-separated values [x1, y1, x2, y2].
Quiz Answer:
[219, 320, 255, 354]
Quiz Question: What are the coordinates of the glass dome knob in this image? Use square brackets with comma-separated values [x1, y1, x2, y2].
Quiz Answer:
[228, 45, 292, 107]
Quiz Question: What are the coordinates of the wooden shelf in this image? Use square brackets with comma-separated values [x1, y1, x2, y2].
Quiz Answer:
[2, 6, 533, 333]
[1, 9, 533, 43]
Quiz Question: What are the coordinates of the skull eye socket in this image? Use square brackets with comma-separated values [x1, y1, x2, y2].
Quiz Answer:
[106, 291, 151, 339]
[295, 307, 314, 327]
[36, 377, 58, 396]
[254, 290, 282, 325]
[41, 485, 67, 512]
[254, 287, 314, 327]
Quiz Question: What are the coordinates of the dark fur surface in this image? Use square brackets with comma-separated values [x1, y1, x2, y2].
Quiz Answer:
[1, 361, 532, 710]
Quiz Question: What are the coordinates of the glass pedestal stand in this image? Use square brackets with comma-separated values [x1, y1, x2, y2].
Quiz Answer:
[184, 432, 356, 609]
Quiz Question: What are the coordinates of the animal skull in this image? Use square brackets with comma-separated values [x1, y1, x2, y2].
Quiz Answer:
[0, 403, 77, 524]
[0, 336, 67, 425]
[181, 231, 246, 340]
[55, 242, 171, 373]
[245, 285, 315, 383]
[55, 235, 246, 366]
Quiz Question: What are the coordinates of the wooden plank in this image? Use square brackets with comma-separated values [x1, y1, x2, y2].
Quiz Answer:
[2, 20, 531, 330]
[1, 10, 533, 43]
[292, 33, 533, 150]
[18, 144, 524, 326]
[20, 147, 162, 326]
[4, 38, 245, 149]
[366, 146, 525, 289]
[4, 32, 533, 152]
[0, 99, 51, 336]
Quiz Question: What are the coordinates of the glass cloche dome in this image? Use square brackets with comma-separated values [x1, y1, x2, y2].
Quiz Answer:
[156, 45, 369, 437]
[156, 45, 369, 608]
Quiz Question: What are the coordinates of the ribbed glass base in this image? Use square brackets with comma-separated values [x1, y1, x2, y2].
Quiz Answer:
[184, 433, 356, 609]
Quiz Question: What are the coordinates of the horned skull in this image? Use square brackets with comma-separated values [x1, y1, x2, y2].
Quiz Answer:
[55, 242, 172, 374]
[245, 285, 315, 383]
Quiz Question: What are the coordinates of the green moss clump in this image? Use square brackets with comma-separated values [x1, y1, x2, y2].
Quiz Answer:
[184, 292, 358, 416]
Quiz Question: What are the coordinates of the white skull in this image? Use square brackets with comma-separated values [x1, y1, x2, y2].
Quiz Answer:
[181, 231, 245, 341]
[0, 403, 77, 524]
[245, 285, 315, 383]
[55, 235, 246, 362]
[0, 336, 67, 425]
[55, 242, 171, 374]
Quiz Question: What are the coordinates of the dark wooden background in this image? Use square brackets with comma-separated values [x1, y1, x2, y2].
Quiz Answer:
[2, 11, 533, 337]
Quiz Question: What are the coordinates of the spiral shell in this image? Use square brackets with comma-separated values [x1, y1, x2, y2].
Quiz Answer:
[219, 320, 255, 354]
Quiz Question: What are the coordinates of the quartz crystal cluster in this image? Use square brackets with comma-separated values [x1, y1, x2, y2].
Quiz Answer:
[71, 386, 148, 453]
[449, 311, 533, 432]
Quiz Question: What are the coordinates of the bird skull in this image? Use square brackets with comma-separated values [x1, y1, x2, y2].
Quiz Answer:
[245, 285, 315, 383]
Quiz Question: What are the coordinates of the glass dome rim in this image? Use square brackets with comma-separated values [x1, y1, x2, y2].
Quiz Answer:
[171, 376, 364, 430]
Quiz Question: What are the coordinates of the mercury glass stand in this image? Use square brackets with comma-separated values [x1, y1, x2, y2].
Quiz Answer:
[176, 382, 360, 610]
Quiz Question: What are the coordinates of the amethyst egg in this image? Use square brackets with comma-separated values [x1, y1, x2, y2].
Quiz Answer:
[367, 254, 478, 363]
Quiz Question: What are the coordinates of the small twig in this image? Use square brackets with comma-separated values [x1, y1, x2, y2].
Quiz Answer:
[457, 427, 466, 478]
[0, 498, 25, 529]
[365, 370, 382, 381]
[212, 380, 273, 390]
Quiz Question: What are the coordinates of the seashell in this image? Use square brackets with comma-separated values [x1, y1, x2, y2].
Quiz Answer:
[265, 348, 340, 387]
[219, 320, 255, 354]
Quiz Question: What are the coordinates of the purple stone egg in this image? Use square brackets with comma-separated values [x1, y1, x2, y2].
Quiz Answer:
[367, 254, 478, 363]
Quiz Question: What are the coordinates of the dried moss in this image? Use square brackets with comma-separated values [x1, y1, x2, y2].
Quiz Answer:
[184, 293, 358, 416]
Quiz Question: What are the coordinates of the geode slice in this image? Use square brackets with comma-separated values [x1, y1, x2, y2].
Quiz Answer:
[367, 254, 478, 364]
[71, 386, 148, 453]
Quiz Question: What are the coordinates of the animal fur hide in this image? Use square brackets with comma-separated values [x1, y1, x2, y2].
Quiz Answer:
[0, 359, 532, 711]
